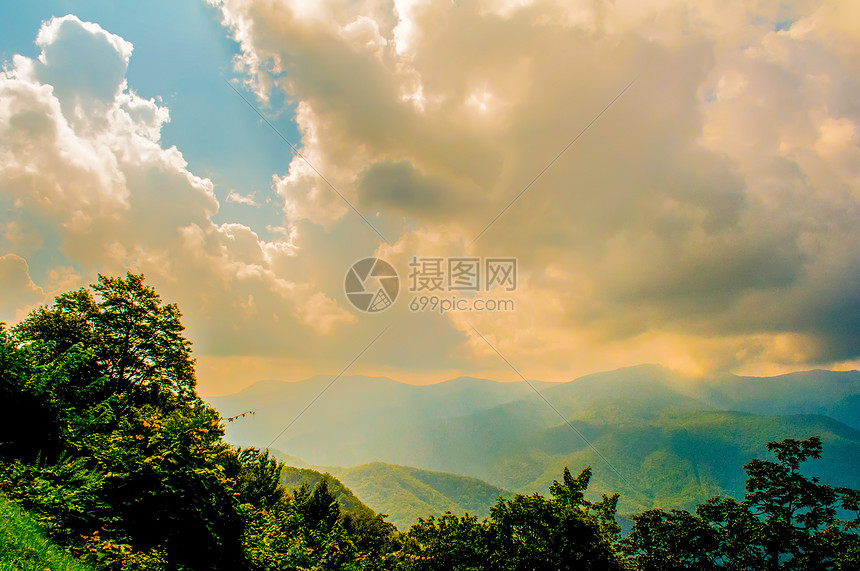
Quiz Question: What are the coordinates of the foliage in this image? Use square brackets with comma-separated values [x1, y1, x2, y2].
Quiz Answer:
[280, 466, 375, 515]
[232, 448, 287, 509]
[341, 509, 401, 567]
[400, 513, 491, 571]
[12, 273, 197, 405]
[0, 275, 395, 570]
[398, 466, 626, 570]
[489, 466, 625, 570]
[621, 508, 721, 570]
[624, 436, 860, 570]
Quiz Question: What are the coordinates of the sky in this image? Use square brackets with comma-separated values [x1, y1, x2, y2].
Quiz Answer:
[1, 0, 858, 396]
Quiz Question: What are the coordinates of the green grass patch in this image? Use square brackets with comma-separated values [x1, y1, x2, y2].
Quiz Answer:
[0, 494, 92, 571]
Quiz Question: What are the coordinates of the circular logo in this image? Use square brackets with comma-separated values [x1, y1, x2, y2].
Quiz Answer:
[344, 257, 400, 313]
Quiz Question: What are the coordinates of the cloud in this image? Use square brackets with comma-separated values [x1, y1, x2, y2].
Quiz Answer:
[33, 15, 133, 110]
[208, 0, 860, 378]
[0, 15, 358, 389]
[2, 3, 858, 395]
[225, 189, 260, 206]
[357, 159, 482, 219]
[0, 254, 44, 322]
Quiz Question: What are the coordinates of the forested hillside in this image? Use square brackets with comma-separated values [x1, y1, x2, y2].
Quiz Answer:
[2, 274, 859, 569]
[0, 274, 402, 569]
[327, 463, 510, 529]
[278, 467, 374, 515]
[213, 365, 860, 516]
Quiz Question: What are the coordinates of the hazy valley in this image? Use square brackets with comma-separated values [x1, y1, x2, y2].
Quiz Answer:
[210, 365, 860, 526]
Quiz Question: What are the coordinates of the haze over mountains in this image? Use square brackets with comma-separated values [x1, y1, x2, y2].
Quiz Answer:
[209, 365, 860, 523]
[275, 460, 510, 529]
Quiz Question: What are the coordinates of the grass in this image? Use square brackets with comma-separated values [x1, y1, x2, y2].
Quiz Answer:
[0, 494, 93, 571]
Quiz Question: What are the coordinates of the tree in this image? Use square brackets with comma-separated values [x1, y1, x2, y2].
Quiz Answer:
[2, 275, 249, 568]
[231, 448, 286, 509]
[0, 323, 109, 463]
[490, 466, 626, 571]
[400, 467, 626, 570]
[401, 513, 492, 570]
[13, 273, 197, 404]
[293, 477, 341, 533]
[92, 274, 196, 401]
[623, 508, 721, 570]
[91, 402, 245, 569]
[0, 324, 58, 462]
[10, 288, 99, 364]
[624, 437, 860, 570]
[705, 436, 860, 570]
[340, 509, 401, 567]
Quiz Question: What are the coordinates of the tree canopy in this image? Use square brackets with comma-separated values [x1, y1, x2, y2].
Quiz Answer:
[12, 273, 197, 405]
[624, 436, 860, 570]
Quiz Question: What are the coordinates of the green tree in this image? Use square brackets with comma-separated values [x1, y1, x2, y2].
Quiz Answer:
[399, 466, 626, 571]
[2, 275, 246, 568]
[490, 467, 625, 571]
[624, 437, 860, 570]
[340, 509, 401, 568]
[90, 403, 245, 569]
[400, 513, 491, 570]
[13, 273, 197, 404]
[622, 508, 720, 570]
[231, 448, 286, 509]
[0, 325, 60, 462]
[91, 274, 196, 401]
[703, 437, 860, 570]
[293, 477, 341, 533]
[10, 288, 99, 364]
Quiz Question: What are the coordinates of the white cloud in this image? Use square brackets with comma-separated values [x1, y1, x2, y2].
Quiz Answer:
[0, 15, 358, 391]
[33, 15, 133, 109]
[225, 189, 261, 206]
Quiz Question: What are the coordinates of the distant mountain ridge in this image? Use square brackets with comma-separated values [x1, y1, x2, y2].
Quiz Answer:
[211, 374, 559, 466]
[209, 366, 860, 516]
[675, 369, 860, 428]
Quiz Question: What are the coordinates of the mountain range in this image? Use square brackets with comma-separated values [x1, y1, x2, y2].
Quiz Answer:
[209, 365, 860, 525]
